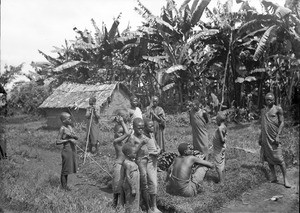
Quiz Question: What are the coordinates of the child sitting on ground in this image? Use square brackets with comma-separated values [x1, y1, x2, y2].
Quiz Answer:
[121, 143, 140, 213]
[112, 115, 131, 208]
[212, 112, 227, 183]
[144, 119, 162, 213]
[56, 112, 78, 191]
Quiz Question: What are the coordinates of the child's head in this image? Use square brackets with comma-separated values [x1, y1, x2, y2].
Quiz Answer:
[114, 124, 124, 138]
[89, 96, 96, 106]
[216, 112, 226, 126]
[130, 96, 139, 108]
[144, 118, 154, 134]
[151, 96, 159, 107]
[133, 118, 144, 136]
[192, 99, 200, 111]
[178, 143, 193, 156]
[60, 112, 72, 125]
[122, 143, 136, 160]
[114, 108, 129, 123]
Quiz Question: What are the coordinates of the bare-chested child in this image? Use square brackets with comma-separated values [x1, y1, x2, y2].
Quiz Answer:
[166, 143, 214, 197]
[144, 119, 162, 213]
[121, 143, 140, 213]
[112, 115, 132, 208]
[128, 96, 143, 129]
[127, 118, 151, 212]
[56, 112, 78, 191]
[212, 112, 227, 183]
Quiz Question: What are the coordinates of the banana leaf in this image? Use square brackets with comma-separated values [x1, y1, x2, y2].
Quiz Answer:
[253, 25, 278, 61]
[38, 50, 61, 66]
[191, 0, 211, 26]
[165, 65, 187, 73]
[291, 14, 300, 35]
[179, 0, 192, 14]
[191, 0, 200, 14]
[53, 61, 82, 72]
[108, 14, 121, 42]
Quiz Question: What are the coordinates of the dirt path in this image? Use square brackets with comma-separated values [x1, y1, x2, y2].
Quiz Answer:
[216, 167, 299, 213]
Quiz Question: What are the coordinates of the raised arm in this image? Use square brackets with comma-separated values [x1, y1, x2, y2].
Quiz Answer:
[193, 156, 214, 169]
[218, 125, 227, 143]
[276, 106, 284, 143]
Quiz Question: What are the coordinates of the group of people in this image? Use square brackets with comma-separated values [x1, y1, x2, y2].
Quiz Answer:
[55, 92, 292, 213]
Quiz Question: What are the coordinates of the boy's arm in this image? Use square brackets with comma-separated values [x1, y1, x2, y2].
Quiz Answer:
[113, 134, 130, 144]
[218, 125, 226, 143]
[94, 107, 101, 119]
[203, 110, 209, 123]
[56, 127, 69, 145]
[193, 156, 214, 169]
[276, 106, 284, 143]
[85, 107, 92, 118]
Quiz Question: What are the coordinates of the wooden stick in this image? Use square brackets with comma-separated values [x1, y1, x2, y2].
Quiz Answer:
[83, 109, 93, 164]
[76, 145, 112, 178]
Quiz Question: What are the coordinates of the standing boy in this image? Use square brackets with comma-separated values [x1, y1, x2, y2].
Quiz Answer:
[56, 112, 78, 191]
[212, 112, 227, 183]
[144, 119, 162, 213]
[127, 118, 151, 212]
[121, 143, 140, 213]
[259, 93, 291, 188]
[85, 96, 101, 155]
[112, 115, 132, 208]
[128, 96, 143, 129]
[189, 99, 209, 159]
[145, 96, 166, 152]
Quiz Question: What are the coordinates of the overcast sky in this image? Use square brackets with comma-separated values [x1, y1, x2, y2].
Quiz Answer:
[1, 0, 284, 69]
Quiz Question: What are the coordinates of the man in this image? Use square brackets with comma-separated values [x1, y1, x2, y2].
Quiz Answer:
[259, 92, 291, 188]
[166, 143, 214, 197]
[145, 96, 166, 152]
[189, 99, 209, 159]
[85, 96, 101, 155]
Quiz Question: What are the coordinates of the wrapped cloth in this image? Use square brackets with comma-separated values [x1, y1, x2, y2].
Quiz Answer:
[260, 106, 284, 165]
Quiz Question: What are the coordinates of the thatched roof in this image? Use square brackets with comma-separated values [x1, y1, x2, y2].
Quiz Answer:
[39, 82, 130, 109]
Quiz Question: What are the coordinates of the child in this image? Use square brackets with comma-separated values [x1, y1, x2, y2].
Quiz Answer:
[85, 96, 101, 155]
[112, 115, 131, 208]
[189, 99, 209, 159]
[212, 112, 227, 183]
[56, 112, 78, 191]
[144, 119, 162, 213]
[128, 96, 143, 129]
[127, 118, 150, 212]
[121, 143, 140, 213]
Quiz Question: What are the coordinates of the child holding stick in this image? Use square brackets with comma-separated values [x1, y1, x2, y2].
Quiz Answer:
[56, 112, 78, 191]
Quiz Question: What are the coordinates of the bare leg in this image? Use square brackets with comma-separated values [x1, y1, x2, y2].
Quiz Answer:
[216, 166, 223, 183]
[138, 159, 150, 212]
[268, 163, 278, 183]
[150, 194, 161, 213]
[279, 162, 291, 188]
[112, 193, 119, 208]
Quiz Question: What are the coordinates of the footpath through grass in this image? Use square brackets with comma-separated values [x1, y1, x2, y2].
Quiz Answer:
[0, 114, 298, 213]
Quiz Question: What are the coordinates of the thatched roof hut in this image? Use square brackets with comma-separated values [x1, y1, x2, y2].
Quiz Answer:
[39, 82, 131, 128]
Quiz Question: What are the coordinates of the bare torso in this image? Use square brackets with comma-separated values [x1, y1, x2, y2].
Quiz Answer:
[171, 156, 195, 180]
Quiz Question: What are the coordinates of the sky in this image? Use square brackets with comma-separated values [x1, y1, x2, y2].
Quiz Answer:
[1, 0, 284, 71]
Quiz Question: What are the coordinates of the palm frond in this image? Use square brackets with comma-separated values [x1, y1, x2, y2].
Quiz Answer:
[38, 50, 62, 66]
[165, 64, 187, 73]
[191, 0, 200, 14]
[53, 61, 82, 72]
[253, 25, 278, 61]
[191, 0, 212, 26]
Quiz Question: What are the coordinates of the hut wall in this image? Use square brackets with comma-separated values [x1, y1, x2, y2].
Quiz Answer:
[45, 108, 86, 128]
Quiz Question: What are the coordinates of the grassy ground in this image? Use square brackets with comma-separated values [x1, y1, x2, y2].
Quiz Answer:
[0, 114, 298, 213]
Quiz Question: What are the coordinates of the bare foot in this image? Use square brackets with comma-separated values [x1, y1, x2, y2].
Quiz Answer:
[151, 207, 162, 213]
[284, 180, 292, 188]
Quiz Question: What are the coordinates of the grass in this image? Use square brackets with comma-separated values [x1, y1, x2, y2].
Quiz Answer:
[0, 114, 298, 213]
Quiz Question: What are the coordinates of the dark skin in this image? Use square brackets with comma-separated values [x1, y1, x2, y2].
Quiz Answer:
[149, 96, 163, 123]
[166, 145, 213, 182]
[190, 101, 209, 123]
[259, 93, 291, 188]
[56, 113, 78, 146]
[85, 99, 100, 120]
[144, 120, 161, 156]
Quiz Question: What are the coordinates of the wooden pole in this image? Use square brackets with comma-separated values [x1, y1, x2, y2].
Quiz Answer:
[83, 109, 93, 164]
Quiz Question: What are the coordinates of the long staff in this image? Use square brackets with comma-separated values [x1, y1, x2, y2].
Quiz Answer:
[76, 144, 112, 178]
[83, 108, 93, 164]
